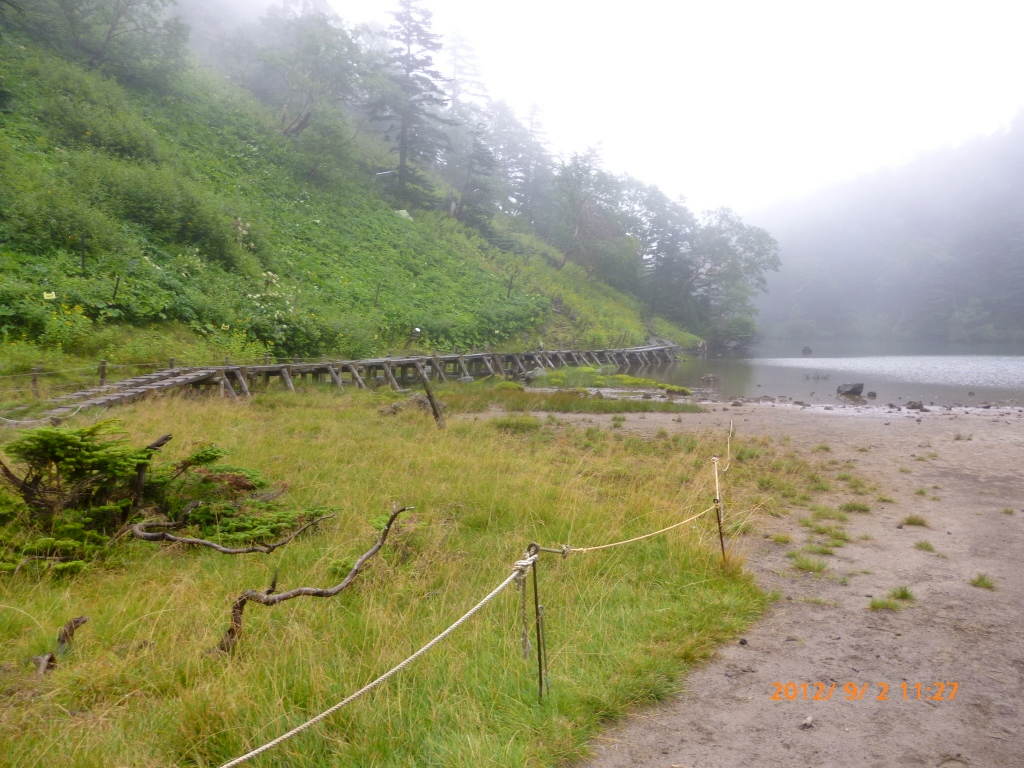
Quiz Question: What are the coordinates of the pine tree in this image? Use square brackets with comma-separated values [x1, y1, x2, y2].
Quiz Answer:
[382, 0, 450, 198]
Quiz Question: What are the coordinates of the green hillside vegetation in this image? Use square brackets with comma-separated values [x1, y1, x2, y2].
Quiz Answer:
[1, 0, 779, 377]
[0, 42, 655, 373]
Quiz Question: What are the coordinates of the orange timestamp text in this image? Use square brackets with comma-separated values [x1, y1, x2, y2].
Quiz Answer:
[771, 681, 959, 702]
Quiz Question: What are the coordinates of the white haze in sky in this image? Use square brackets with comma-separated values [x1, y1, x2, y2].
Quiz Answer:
[329, 0, 1024, 214]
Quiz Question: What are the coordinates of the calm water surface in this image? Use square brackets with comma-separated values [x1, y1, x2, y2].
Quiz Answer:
[646, 340, 1024, 407]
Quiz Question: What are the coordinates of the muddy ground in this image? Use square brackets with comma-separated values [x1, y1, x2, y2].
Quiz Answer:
[576, 401, 1024, 768]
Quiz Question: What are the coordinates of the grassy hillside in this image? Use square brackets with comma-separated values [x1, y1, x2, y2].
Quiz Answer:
[0, 389, 837, 766]
[0, 39, 689, 375]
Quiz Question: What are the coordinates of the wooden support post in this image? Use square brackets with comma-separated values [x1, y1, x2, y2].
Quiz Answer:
[327, 365, 344, 390]
[431, 354, 449, 383]
[280, 367, 296, 393]
[481, 355, 496, 377]
[345, 363, 366, 389]
[555, 352, 570, 367]
[232, 368, 250, 397]
[457, 355, 471, 378]
[222, 374, 239, 402]
[512, 353, 528, 377]
[169, 357, 175, 370]
[382, 361, 402, 391]
[413, 360, 445, 429]
[99, 359, 107, 386]
[31, 367, 40, 399]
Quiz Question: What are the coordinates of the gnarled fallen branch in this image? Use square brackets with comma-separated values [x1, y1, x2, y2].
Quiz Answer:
[31, 615, 88, 676]
[131, 514, 333, 555]
[214, 503, 412, 654]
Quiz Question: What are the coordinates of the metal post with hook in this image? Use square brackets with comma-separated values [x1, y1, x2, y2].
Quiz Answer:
[712, 456, 727, 563]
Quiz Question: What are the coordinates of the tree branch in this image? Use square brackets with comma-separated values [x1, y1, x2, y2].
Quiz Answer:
[213, 504, 412, 654]
[131, 514, 333, 555]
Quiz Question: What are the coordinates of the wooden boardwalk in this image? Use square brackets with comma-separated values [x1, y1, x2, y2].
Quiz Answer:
[40, 344, 680, 420]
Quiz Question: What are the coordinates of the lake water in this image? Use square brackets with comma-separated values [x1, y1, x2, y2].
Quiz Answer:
[644, 340, 1024, 407]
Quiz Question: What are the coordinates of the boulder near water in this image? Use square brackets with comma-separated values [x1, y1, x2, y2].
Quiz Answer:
[837, 383, 864, 396]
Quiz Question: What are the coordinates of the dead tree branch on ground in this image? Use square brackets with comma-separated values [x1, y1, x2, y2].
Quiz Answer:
[31, 615, 88, 676]
[214, 503, 412, 654]
[131, 515, 333, 555]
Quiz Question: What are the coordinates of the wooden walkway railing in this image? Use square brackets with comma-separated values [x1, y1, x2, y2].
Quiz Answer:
[38, 344, 680, 420]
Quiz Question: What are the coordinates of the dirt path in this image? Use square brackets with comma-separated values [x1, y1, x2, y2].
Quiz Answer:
[578, 402, 1024, 768]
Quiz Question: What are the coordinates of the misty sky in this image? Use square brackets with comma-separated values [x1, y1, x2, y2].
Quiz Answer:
[327, 0, 1024, 214]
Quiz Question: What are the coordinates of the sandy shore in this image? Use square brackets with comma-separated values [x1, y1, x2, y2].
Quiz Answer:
[572, 400, 1024, 767]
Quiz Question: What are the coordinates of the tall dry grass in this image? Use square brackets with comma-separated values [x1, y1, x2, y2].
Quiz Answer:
[0, 387, 826, 766]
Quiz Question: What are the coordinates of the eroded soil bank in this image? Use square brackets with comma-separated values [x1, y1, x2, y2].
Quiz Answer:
[578, 402, 1024, 768]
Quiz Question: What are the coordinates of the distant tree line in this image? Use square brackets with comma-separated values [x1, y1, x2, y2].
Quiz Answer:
[7, 0, 780, 347]
[754, 114, 1024, 343]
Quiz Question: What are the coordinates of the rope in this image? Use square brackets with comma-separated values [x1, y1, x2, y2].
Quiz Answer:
[0, 404, 87, 426]
[538, 507, 716, 556]
[217, 554, 538, 768]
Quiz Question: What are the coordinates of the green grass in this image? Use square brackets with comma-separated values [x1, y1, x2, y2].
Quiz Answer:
[1002, 508, 1015, 515]
[903, 515, 928, 527]
[889, 586, 914, 601]
[787, 552, 828, 572]
[812, 506, 848, 522]
[770, 533, 792, 544]
[840, 502, 870, 513]
[804, 544, 834, 556]
[441, 385, 702, 415]
[914, 541, 935, 552]
[869, 598, 901, 611]
[811, 443, 831, 453]
[970, 573, 996, 590]
[876, 496, 895, 504]
[0, 388, 832, 766]
[491, 414, 543, 433]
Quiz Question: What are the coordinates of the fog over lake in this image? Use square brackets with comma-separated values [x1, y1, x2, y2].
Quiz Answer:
[648, 342, 1024, 407]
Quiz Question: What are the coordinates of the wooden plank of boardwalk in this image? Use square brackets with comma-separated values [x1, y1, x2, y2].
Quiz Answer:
[33, 345, 680, 422]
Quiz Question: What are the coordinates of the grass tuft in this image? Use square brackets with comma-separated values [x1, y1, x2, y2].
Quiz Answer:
[869, 598, 901, 611]
[804, 544, 834, 556]
[889, 586, 914, 601]
[812, 506, 849, 521]
[840, 501, 871, 513]
[914, 540, 935, 552]
[970, 573, 996, 590]
[787, 552, 828, 572]
[903, 515, 928, 527]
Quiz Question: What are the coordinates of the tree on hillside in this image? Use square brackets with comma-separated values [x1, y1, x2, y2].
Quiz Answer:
[617, 179, 697, 318]
[370, 0, 450, 199]
[483, 102, 553, 223]
[538, 150, 639, 290]
[683, 209, 780, 346]
[20, 0, 188, 82]
[227, 3, 362, 137]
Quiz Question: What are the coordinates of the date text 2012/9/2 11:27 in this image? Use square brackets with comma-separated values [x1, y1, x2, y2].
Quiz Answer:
[770, 681, 959, 701]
